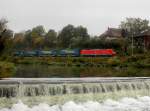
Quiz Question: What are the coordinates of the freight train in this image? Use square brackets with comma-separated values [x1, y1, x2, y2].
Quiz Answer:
[14, 49, 116, 57]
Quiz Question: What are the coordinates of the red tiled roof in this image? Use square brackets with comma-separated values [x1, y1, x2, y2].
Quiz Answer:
[100, 28, 123, 38]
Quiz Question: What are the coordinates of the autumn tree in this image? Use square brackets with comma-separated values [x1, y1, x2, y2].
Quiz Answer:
[13, 32, 25, 50]
[24, 30, 32, 50]
[23, 26, 45, 49]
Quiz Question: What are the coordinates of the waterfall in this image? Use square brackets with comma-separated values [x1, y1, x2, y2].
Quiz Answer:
[0, 78, 150, 108]
[0, 78, 150, 97]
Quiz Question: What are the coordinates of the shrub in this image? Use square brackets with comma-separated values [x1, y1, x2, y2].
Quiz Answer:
[0, 61, 16, 78]
[107, 57, 121, 66]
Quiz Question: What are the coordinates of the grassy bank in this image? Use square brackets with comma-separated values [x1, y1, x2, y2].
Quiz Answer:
[13, 53, 150, 68]
[0, 61, 16, 78]
[15, 64, 150, 77]
[10, 53, 150, 77]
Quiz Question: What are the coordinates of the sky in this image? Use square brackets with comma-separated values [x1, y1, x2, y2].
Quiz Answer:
[0, 0, 150, 35]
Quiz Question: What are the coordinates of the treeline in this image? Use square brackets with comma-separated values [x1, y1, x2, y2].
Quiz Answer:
[0, 17, 150, 56]
[14, 25, 89, 50]
[0, 17, 150, 77]
[13, 25, 123, 50]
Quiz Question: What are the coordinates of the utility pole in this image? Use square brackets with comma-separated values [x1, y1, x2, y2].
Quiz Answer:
[143, 37, 146, 53]
[131, 34, 134, 56]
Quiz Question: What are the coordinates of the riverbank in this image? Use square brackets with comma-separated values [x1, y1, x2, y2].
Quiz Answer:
[0, 53, 150, 78]
[14, 54, 150, 77]
[0, 61, 16, 78]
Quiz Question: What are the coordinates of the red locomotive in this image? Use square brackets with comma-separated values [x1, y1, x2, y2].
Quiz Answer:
[80, 49, 116, 57]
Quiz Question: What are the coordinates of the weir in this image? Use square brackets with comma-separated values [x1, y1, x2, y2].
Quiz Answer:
[0, 77, 150, 97]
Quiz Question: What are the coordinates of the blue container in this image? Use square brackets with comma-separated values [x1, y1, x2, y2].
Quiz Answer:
[23, 51, 37, 57]
[37, 50, 52, 56]
[51, 50, 59, 56]
[59, 49, 80, 57]
[14, 51, 24, 56]
[73, 49, 80, 57]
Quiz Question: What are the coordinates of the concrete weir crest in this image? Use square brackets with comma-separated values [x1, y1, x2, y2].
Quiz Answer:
[0, 77, 150, 98]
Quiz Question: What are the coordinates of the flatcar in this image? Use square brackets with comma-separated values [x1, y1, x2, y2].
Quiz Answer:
[14, 49, 116, 57]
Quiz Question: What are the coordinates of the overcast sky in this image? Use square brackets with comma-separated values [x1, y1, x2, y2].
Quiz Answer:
[0, 0, 150, 35]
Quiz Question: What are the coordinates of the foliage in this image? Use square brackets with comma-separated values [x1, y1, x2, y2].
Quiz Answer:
[107, 57, 121, 66]
[120, 18, 149, 37]
[0, 18, 8, 33]
[1, 17, 150, 56]
[10, 17, 150, 56]
[0, 61, 16, 78]
[13, 32, 25, 50]
[0, 19, 13, 57]
[12, 52, 150, 77]
[45, 29, 57, 48]
[57, 24, 75, 48]
[58, 25, 89, 48]
[1, 17, 150, 78]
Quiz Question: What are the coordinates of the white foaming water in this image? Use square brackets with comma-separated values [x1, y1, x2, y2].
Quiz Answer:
[1, 78, 150, 110]
[1, 96, 150, 111]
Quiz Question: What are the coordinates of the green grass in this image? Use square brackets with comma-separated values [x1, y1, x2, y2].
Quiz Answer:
[0, 61, 16, 78]
[1, 53, 150, 78]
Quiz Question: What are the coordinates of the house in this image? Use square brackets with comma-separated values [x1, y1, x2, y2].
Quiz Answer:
[100, 27, 126, 40]
[134, 30, 150, 49]
[100, 27, 150, 51]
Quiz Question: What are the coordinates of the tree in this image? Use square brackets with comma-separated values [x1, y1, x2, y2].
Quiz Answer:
[120, 18, 149, 37]
[24, 30, 32, 50]
[0, 19, 8, 54]
[13, 32, 25, 50]
[58, 24, 75, 48]
[31, 25, 45, 49]
[58, 25, 90, 48]
[2, 29, 13, 48]
[23, 26, 46, 50]
[32, 25, 45, 37]
[74, 26, 89, 41]
[0, 18, 13, 55]
[0, 18, 7, 33]
[120, 18, 150, 53]
[70, 26, 90, 48]
[45, 29, 57, 48]
[33, 37, 44, 49]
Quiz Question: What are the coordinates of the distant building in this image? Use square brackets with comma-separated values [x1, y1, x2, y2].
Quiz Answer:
[100, 27, 150, 51]
[134, 30, 150, 49]
[100, 27, 126, 40]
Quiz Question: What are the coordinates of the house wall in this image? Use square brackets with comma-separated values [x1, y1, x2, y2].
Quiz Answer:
[145, 36, 150, 49]
[134, 36, 150, 49]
